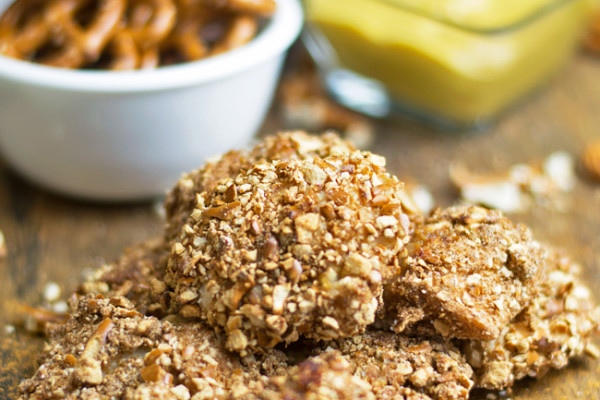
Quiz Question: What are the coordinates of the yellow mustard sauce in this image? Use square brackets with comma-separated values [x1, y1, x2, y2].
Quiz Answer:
[305, 0, 596, 124]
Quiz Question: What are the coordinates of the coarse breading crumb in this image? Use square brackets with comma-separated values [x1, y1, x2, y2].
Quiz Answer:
[18, 295, 287, 400]
[165, 151, 418, 354]
[78, 238, 170, 317]
[163, 131, 356, 243]
[383, 205, 545, 340]
[462, 245, 600, 390]
[246, 350, 375, 400]
[314, 331, 473, 400]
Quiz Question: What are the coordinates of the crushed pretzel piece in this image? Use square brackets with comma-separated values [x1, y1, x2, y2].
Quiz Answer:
[78, 237, 169, 317]
[582, 140, 600, 181]
[450, 151, 576, 213]
[12, 303, 69, 334]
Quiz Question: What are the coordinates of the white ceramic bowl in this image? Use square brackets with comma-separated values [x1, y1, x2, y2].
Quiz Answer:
[0, 0, 302, 201]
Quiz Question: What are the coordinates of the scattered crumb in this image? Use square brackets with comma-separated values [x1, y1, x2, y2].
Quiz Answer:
[0, 229, 6, 258]
[4, 324, 15, 335]
[581, 141, 600, 182]
[450, 151, 575, 213]
[42, 282, 61, 303]
[585, 9, 600, 53]
[276, 59, 375, 148]
[153, 198, 166, 219]
[49, 301, 69, 314]
[408, 184, 435, 215]
[543, 152, 575, 191]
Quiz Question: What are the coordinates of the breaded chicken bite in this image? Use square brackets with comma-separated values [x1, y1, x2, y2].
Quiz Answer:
[18, 295, 286, 400]
[463, 246, 600, 389]
[384, 205, 545, 340]
[166, 151, 416, 354]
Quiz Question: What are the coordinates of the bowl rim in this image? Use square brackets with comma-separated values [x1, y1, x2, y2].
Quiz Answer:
[0, 0, 303, 93]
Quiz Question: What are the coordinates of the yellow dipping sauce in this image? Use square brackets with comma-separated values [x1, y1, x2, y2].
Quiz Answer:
[305, 0, 597, 125]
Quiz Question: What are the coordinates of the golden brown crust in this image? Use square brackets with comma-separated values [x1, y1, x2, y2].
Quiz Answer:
[462, 246, 600, 390]
[18, 295, 287, 400]
[15, 132, 600, 399]
[165, 151, 416, 354]
[383, 205, 545, 340]
[163, 131, 356, 242]
[315, 331, 473, 400]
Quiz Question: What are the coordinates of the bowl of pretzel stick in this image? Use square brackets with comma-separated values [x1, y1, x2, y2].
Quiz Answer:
[0, 0, 302, 200]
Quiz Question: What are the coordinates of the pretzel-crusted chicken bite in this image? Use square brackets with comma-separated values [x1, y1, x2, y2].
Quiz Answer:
[384, 205, 545, 340]
[315, 331, 473, 400]
[165, 151, 416, 354]
[463, 246, 600, 390]
[164, 131, 356, 242]
[18, 295, 287, 400]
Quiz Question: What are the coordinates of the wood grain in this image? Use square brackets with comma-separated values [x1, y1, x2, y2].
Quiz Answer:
[1, 53, 599, 399]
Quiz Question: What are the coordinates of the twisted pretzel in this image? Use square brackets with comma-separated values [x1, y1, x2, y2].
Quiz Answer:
[204, 0, 276, 16]
[0, 0, 125, 67]
[124, 0, 176, 50]
[0, 0, 275, 70]
[210, 14, 257, 56]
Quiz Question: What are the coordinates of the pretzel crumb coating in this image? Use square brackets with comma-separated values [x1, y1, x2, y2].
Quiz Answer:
[18, 295, 287, 400]
[164, 131, 356, 243]
[463, 246, 600, 390]
[313, 331, 473, 400]
[165, 151, 417, 354]
[384, 205, 545, 340]
[248, 350, 375, 400]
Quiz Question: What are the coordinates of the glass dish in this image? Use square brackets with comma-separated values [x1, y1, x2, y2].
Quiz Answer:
[304, 0, 598, 130]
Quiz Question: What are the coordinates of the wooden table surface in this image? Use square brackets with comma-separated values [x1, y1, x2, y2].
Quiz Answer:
[1, 51, 600, 399]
